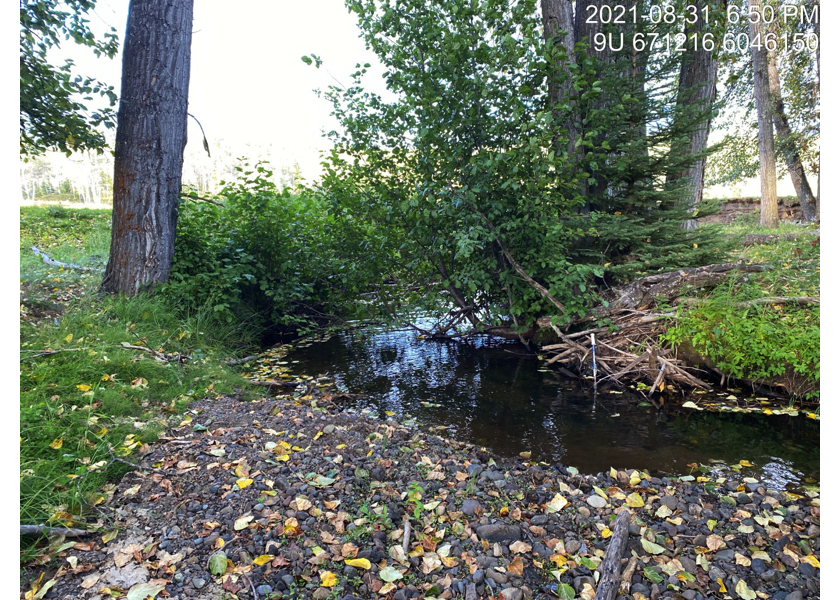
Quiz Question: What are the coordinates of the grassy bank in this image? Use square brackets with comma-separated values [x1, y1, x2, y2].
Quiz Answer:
[20, 206, 260, 562]
[664, 213, 820, 399]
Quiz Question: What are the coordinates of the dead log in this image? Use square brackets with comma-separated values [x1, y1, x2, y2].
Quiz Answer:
[30, 246, 103, 272]
[741, 231, 818, 246]
[226, 355, 258, 366]
[596, 263, 770, 317]
[595, 510, 631, 600]
[677, 296, 818, 308]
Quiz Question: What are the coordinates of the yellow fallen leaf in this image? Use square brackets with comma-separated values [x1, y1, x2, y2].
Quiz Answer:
[801, 554, 820, 568]
[320, 571, 338, 587]
[345, 558, 371, 570]
[76, 384, 91, 392]
[601, 528, 613, 538]
[625, 492, 644, 508]
[234, 515, 253, 530]
[236, 478, 253, 489]
[253, 555, 273, 566]
[64, 333, 73, 343]
[102, 530, 118, 544]
[49, 438, 63, 449]
[507, 556, 525, 575]
[717, 578, 727, 593]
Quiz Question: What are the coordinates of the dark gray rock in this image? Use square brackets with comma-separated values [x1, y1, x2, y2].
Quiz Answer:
[660, 496, 679, 510]
[477, 523, 521, 543]
[500, 588, 523, 600]
[462, 499, 481, 516]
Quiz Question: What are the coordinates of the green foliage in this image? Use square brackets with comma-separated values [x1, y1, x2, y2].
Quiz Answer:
[313, 0, 724, 333]
[20, 0, 119, 156]
[663, 232, 819, 397]
[169, 164, 373, 334]
[20, 206, 259, 561]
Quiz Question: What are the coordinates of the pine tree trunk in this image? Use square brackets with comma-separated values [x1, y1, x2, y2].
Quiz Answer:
[671, 0, 720, 230]
[749, 0, 779, 229]
[101, 0, 194, 295]
[767, 30, 816, 221]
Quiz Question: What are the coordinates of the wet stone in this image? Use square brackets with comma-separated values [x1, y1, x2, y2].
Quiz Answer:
[191, 577, 206, 589]
[737, 493, 753, 505]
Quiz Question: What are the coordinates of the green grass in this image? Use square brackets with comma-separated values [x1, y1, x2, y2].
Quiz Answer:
[665, 212, 820, 399]
[20, 206, 262, 563]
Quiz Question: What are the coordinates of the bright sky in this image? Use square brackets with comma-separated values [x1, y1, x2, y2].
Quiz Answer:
[63, 0, 388, 180]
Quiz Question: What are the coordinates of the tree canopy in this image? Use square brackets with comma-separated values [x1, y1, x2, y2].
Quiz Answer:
[20, 0, 119, 156]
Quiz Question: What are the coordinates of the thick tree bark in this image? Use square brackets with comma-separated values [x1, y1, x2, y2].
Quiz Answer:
[101, 0, 194, 295]
[767, 30, 817, 221]
[748, 0, 779, 229]
[671, 0, 720, 229]
[541, 0, 579, 158]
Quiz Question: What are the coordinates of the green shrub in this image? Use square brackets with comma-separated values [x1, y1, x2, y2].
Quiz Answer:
[169, 164, 363, 333]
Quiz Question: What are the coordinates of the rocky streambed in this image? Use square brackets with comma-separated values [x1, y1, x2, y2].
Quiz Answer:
[25, 391, 820, 600]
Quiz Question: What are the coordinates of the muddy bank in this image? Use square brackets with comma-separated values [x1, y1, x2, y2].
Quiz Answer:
[23, 392, 820, 600]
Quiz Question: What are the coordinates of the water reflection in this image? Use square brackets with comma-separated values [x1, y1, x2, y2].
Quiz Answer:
[288, 325, 819, 487]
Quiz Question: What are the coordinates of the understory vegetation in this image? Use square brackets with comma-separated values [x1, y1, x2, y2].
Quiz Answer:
[20, 206, 258, 561]
[664, 214, 820, 398]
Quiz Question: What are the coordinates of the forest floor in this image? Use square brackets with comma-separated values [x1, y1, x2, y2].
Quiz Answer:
[20, 204, 821, 599]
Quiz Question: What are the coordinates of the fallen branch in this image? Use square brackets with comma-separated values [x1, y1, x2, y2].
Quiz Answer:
[119, 343, 167, 361]
[226, 355, 259, 366]
[20, 348, 85, 361]
[618, 556, 638, 595]
[595, 510, 631, 600]
[249, 380, 301, 389]
[678, 296, 819, 308]
[30, 246, 103, 272]
[20, 525, 92, 537]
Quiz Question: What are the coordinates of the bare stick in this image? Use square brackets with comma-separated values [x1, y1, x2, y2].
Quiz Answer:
[242, 574, 258, 600]
[618, 556, 638, 595]
[402, 515, 411, 555]
[20, 525, 92, 537]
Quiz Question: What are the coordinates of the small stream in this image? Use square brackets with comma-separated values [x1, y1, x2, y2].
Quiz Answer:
[286, 323, 819, 490]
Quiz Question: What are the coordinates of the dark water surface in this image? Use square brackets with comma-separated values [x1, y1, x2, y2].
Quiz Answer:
[287, 324, 819, 489]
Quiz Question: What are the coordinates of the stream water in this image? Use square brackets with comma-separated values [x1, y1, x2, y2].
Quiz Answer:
[286, 323, 819, 490]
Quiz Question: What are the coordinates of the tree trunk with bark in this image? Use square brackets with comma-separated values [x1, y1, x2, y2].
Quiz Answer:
[767, 28, 817, 221]
[748, 0, 779, 229]
[671, 0, 720, 230]
[541, 0, 579, 158]
[101, 0, 194, 295]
